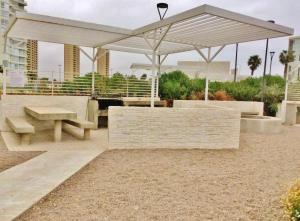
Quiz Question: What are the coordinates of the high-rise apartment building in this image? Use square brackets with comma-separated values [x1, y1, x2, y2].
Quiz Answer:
[97, 48, 110, 76]
[26, 39, 38, 78]
[64, 44, 80, 81]
[0, 0, 29, 72]
[288, 36, 300, 79]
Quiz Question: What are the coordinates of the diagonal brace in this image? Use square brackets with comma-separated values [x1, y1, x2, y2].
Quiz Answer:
[79, 47, 93, 61]
[209, 45, 226, 63]
[194, 47, 209, 63]
[153, 25, 172, 51]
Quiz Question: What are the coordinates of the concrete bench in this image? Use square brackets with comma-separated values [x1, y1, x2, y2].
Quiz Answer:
[241, 111, 259, 117]
[6, 117, 35, 145]
[62, 119, 94, 140]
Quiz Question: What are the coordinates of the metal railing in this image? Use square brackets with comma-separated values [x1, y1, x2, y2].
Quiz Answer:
[0, 71, 155, 97]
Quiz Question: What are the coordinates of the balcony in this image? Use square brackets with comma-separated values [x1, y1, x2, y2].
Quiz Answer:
[13, 0, 27, 7]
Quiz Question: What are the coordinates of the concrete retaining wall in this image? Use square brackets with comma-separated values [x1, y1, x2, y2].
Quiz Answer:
[174, 100, 264, 116]
[0, 95, 89, 132]
[108, 106, 240, 149]
[278, 101, 300, 125]
[241, 116, 282, 134]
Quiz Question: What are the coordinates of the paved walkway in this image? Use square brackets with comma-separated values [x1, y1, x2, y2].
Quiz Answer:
[0, 150, 104, 221]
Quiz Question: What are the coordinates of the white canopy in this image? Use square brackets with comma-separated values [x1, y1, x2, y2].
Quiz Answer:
[4, 4, 294, 107]
[6, 12, 132, 47]
[5, 4, 293, 55]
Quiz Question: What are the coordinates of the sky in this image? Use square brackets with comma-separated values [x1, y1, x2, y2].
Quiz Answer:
[26, 0, 300, 78]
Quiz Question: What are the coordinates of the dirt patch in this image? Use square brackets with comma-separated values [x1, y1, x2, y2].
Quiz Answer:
[0, 137, 42, 173]
[17, 126, 300, 221]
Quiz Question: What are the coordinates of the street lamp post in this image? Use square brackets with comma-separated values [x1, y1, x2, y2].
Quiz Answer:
[262, 20, 275, 101]
[234, 43, 239, 82]
[156, 3, 169, 97]
[269, 51, 275, 75]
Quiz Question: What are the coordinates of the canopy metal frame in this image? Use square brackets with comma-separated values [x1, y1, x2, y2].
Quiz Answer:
[3, 4, 294, 107]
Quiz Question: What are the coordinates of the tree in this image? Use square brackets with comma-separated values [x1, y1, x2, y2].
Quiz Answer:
[140, 74, 147, 80]
[279, 50, 295, 79]
[248, 55, 262, 76]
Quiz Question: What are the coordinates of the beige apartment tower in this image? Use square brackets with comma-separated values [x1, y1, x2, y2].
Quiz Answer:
[97, 48, 110, 76]
[26, 40, 38, 79]
[64, 44, 80, 81]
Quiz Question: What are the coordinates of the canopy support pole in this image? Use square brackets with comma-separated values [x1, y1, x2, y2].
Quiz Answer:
[92, 47, 95, 94]
[194, 46, 226, 102]
[156, 54, 169, 97]
[151, 50, 156, 107]
[205, 48, 211, 102]
[157, 55, 160, 98]
[144, 26, 171, 107]
[2, 35, 7, 97]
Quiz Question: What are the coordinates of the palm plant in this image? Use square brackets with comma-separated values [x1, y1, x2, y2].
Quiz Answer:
[248, 55, 262, 76]
[279, 50, 295, 79]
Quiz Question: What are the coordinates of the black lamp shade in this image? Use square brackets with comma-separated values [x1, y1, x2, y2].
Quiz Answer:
[157, 3, 169, 20]
[157, 3, 168, 9]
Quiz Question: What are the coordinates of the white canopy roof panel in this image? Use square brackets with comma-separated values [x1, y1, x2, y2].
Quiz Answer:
[5, 4, 294, 55]
[6, 12, 132, 47]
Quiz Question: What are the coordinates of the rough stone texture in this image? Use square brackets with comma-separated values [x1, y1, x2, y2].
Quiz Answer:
[174, 100, 264, 116]
[109, 106, 240, 149]
[0, 95, 89, 132]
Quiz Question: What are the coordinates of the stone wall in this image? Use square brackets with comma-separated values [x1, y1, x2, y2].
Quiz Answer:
[108, 106, 240, 149]
[0, 95, 89, 132]
[174, 100, 264, 116]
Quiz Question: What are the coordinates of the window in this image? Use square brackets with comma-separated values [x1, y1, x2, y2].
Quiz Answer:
[1, 19, 7, 26]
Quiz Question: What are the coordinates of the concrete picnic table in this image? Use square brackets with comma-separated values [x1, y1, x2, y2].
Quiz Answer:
[24, 106, 77, 142]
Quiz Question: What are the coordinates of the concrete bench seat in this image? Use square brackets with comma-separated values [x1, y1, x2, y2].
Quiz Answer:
[63, 119, 94, 140]
[241, 111, 259, 116]
[6, 117, 35, 145]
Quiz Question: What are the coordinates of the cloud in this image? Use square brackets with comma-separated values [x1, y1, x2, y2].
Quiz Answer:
[26, 0, 300, 77]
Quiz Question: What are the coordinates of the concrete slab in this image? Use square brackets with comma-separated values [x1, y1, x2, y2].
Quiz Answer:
[0, 150, 104, 221]
[1, 129, 108, 151]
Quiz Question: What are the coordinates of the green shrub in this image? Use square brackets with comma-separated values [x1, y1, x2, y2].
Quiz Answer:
[256, 84, 284, 116]
[157, 72, 285, 116]
[159, 70, 191, 99]
[190, 78, 206, 93]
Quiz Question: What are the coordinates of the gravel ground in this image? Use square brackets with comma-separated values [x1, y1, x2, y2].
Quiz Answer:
[17, 126, 300, 221]
[0, 137, 42, 173]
